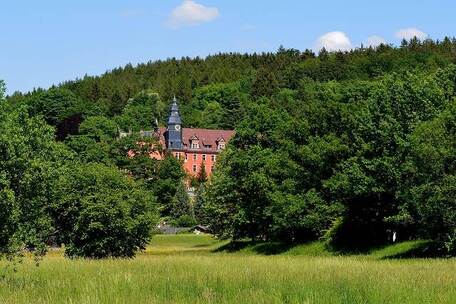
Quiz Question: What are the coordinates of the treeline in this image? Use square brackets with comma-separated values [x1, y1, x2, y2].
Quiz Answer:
[2, 37, 456, 258]
[201, 66, 456, 254]
[0, 85, 189, 259]
[8, 37, 456, 131]
[0, 87, 169, 260]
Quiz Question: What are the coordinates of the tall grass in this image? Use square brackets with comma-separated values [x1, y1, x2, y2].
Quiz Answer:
[0, 235, 455, 303]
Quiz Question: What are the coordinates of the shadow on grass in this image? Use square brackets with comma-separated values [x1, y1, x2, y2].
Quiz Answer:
[250, 242, 295, 255]
[212, 241, 251, 253]
[214, 239, 448, 259]
[378, 241, 446, 259]
[213, 241, 297, 255]
[324, 240, 447, 259]
[192, 244, 211, 248]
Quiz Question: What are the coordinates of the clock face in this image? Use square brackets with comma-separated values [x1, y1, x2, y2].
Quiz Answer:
[175, 124, 181, 131]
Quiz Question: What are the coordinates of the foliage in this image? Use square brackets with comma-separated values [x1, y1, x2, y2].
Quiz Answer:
[405, 100, 456, 253]
[147, 155, 186, 217]
[4, 38, 456, 256]
[197, 162, 207, 184]
[175, 215, 197, 228]
[110, 134, 161, 179]
[170, 182, 193, 221]
[193, 183, 207, 224]
[52, 163, 157, 258]
[0, 100, 72, 259]
[65, 115, 118, 164]
[116, 90, 166, 131]
[180, 82, 246, 129]
[205, 64, 456, 250]
[251, 67, 279, 98]
[0, 84, 158, 259]
[24, 88, 100, 139]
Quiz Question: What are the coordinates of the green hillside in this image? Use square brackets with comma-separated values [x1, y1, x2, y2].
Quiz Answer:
[2, 39, 456, 259]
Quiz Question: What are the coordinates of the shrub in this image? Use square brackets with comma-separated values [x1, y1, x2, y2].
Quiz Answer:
[53, 163, 158, 258]
[175, 215, 197, 228]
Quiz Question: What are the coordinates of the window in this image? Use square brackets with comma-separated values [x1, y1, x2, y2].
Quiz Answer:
[193, 154, 197, 160]
[185, 153, 188, 161]
[191, 139, 200, 149]
[211, 155, 216, 162]
[175, 152, 180, 160]
[192, 165, 197, 172]
[211, 165, 214, 171]
[202, 154, 206, 161]
[190, 136, 200, 149]
[217, 143, 225, 150]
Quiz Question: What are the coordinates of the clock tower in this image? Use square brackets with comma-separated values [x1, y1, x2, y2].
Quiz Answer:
[166, 96, 183, 150]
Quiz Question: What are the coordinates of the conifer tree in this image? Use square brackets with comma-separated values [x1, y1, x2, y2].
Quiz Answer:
[194, 183, 207, 224]
[170, 182, 192, 220]
[198, 162, 208, 184]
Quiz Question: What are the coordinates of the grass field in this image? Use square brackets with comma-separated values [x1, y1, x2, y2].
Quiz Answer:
[1, 234, 455, 304]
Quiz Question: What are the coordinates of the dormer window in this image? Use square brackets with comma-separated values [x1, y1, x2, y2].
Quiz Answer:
[216, 138, 226, 150]
[190, 135, 200, 149]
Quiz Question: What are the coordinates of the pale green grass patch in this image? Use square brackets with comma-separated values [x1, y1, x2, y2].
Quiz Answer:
[0, 235, 455, 304]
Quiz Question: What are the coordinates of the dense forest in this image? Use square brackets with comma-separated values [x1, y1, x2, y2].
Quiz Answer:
[2, 37, 456, 259]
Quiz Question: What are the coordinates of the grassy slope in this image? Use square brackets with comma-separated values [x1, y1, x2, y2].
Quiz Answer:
[0, 235, 455, 304]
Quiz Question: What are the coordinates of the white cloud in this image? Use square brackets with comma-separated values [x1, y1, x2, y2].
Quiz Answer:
[395, 28, 428, 40]
[167, 0, 219, 29]
[315, 31, 352, 51]
[366, 35, 387, 47]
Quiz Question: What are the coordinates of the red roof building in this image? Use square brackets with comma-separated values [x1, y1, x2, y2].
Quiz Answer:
[156, 126, 235, 177]
[130, 97, 235, 177]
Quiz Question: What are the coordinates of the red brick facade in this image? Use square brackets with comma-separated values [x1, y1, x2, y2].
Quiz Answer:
[126, 98, 235, 178]
[156, 127, 235, 177]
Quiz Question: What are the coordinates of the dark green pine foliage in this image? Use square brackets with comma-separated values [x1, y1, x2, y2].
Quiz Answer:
[250, 67, 279, 99]
[170, 182, 195, 226]
[194, 183, 207, 224]
[148, 155, 186, 217]
[197, 162, 208, 185]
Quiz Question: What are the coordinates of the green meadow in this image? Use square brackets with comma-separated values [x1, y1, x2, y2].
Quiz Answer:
[1, 234, 455, 304]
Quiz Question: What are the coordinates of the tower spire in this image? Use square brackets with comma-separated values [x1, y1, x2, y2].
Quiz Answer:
[168, 96, 181, 123]
[166, 96, 183, 150]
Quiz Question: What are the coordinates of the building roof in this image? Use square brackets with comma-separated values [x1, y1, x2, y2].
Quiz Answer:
[157, 127, 235, 152]
[167, 97, 182, 125]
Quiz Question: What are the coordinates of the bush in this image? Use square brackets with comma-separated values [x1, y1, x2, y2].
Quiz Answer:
[175, 215, 197, 228]
[53, 163, 158, 258]
[0, 104, 72, 259]
[322, 217, 343, 249]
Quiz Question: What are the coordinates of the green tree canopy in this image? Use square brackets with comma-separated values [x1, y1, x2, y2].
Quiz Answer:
[0, 101, 73, 259]
[52, 163, 157, 258]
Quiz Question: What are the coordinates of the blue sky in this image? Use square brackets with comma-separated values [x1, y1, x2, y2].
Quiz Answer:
[0, 0, 454, 94]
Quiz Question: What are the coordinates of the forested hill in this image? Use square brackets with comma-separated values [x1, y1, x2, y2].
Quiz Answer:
[3, 37, 456, 258]
[8, 37, 456, 133]
[61, 37, 456, 108]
